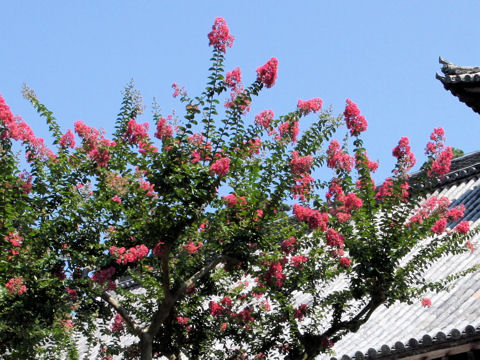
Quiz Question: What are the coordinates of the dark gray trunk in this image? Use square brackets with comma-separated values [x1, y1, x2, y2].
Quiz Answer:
[140, 333, 153, 360]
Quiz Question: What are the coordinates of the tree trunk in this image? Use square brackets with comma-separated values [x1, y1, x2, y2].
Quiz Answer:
[140, 333, 153, 360]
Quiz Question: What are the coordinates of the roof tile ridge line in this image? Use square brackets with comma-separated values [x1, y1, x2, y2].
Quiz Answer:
[439, 57, 480, 75]
[329, 323, 480, 360]
[438, 163, 480, 186]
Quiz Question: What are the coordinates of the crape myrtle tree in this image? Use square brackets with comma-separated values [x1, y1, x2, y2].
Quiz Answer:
[0, 17, 478, 360]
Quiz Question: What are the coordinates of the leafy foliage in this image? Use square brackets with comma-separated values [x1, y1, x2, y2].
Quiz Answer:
[0, 17, 477, 360]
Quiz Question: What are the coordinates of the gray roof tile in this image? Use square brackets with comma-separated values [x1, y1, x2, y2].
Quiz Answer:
[325, 154, 480, 359]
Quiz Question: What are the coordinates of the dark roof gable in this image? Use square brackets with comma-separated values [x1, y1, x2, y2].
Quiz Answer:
[437, 57, 480, 115]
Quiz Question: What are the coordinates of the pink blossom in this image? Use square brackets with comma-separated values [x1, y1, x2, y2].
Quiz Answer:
[255, 110, 274, 130]
[183, 241, 203, 254]
[455, 221, 470, 234]
[176, 316, 190, 326]
[421, 298, 432, 307]
[291, 151, 314, 175]
[209, 301, 225, 317]
[392, 137, 416, 173]
[155, 117, 173, 141]
[431, 218, 447, 234]
[447, 205, 465, 221]
[225, 67, 242, 89]
[5, 231, 22, 247]
[111, 195, 122, 204]
[465, 240, 475, 253]
[5, 276, 26, 295]
[344, 99, 367, 136]
[290, 255, 309, 269]
[293, 304, 308, 320]
[297, 98, 323, 114]
[281, 237, 297, 254]
[172, 83, 187, 98]
[278, 121, 299, 143]
[210, 157, 231, 177]
[325, 228, 344, 248]
[256, 57, 278, 88]
[208, 17, 234, 53]
[339, 257, 351, 268]
[265, 261, 286, 287]
[91, 267, 115, 285]
[153, 241, 165, 258]
[327, 140, 353, 172]
[124, 119, 149, 144]
[59, 129, 76, 148]
[293, 204, 329, 230]
[111, 313, 125, 332]
[429, 147, 453, 179]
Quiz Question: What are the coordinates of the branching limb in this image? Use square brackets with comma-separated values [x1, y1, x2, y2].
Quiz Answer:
[101, 290, 144, 337]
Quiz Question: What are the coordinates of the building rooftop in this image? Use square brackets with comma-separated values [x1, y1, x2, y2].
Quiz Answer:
[324, 152, 480, 360]
[437, 58, 480, 115]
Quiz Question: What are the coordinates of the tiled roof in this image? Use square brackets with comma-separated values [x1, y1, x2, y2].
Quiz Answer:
[436, 57, 480, 114]
[324, 152, 480, 360]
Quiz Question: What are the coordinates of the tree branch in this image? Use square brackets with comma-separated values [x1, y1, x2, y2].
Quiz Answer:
[146, 255, 237, 337]
[101, 290, 144, 337]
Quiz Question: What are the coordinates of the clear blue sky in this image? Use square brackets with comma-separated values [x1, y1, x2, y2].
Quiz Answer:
[2, 1, 480, 182]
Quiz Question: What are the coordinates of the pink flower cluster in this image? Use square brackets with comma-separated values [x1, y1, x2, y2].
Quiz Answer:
[455, 221, 470, 234]
[209, 297, 233, 317]
[111, 195, 122, 204]
[327, 140, 354, 172]
[154, 117, 174, 141]
[225, 88, 251, 114]
[278, 121, 299, 143]
[208, 17, 234, 53]
[281, 236, 297, 254]
[339, 256, 351, 268]
[255, 109, 275, 132]
[0, 94, 55, 160]
[431, 218, 447, 234]
[109, 245, 149, 265]
[183, 241, 203, 254]
[5, 276, 26, 296]
[293, 204, 329, 230]
[225, 67, 242, 89]
[59, 129, 76, 148]
[124, 119, 149, 145]
[325, 228, 345, 248]
[264, 261, 286, 287]
[375, 178, 409, 202]
[256, 57, 278, 88]
[425, 128, 453, 178]
[293, 304, 308, 320]
[222, 193, 247, 208]
[111, 313, 125, 332]
[421, 297, 432, 307]
[188, 133, 212, 163]
[297, 98, 323, 115]
[176, 316, 190, 326]
[344, 99, 367, 136]
[210, 157, 231, 177]
[291, 151, 314, 175]
[326, 179, 363, 221]
[355, 151, 379, 173]
[74, 121, 114, 167]
[291, 151, 315, 200]
[290, 255, 309, 269]
[138, 179, 157, 198]
[91, 267, 116, 286]
[392, 137, 416, 174]
[172, 82, 187, 98]
[5, 231, 22, 247]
